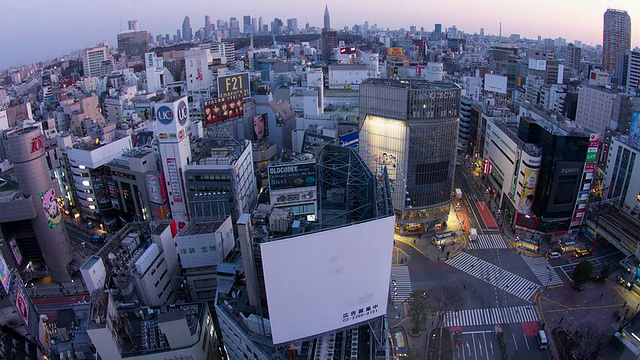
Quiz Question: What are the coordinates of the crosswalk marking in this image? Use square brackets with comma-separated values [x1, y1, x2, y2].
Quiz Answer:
[443, 305, 539, 327]
[390, 266, 412, 302]
[467, 234, 508, 250]
[521, 255, 563, 286]
[445, 252, 540, 302]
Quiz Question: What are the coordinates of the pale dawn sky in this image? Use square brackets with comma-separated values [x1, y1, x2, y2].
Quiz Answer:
[1, 0, 639, 70]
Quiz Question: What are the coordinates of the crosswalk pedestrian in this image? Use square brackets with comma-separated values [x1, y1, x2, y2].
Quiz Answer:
[390, 266, 412, 302]
[521, 255, 563, 286]
[467, 234, 508, 250]
[443, 305, 538, 327]
[445, 252, 540, 302]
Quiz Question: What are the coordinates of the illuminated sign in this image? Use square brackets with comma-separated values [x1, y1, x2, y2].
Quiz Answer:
[203, 94, 244, 126]
[0, 252, 10, 293]
[15, 286, 29, 326]
[217, 72, 250, 98]
[166, 158, 183, 203]
[176, 100, 188, 126]
[388, 47, 403, 55]
[268, 163, 317, 191]
[156, 105, 173, 125]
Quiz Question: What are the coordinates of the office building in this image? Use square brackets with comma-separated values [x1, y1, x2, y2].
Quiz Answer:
[128, 19, 139, 31]
[626, 49, 640, 95]
[323, 4, 330, 30]
[566, 43, 582, 70]
[603, 8, 631, 72]
[321, 29, 338, 62]
[182, 16, 193, 41]
[603, 134, 640, 217]
[575, 85, 622, 135]
[287, 18, 298, 35]
[117, 30, 150, 58]
[1, 127, 74, 281]
[82, 45, 108, 77]
[359, 78, 461, 234]
[216, 144, 395, 359]
[243, 15, 252, 35]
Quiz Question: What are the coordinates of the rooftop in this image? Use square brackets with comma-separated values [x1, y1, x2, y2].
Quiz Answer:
[362, 78, 460, 90]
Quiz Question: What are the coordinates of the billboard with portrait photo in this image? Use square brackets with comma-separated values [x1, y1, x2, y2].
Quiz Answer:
[40, 188, 62, 228]
[203, 94, 244, 127]
[517, 168, 539, 214]
[378, 152, 398, 186]
[252, 113, 269, 141]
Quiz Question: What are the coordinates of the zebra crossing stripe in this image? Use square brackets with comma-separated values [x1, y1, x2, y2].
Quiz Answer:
[445, 252, 540, 302]
[390, 265, 412, 302]
[521, 255, 563, 286]
[444, 306, 539, 327]
[468, 234, 509, 250]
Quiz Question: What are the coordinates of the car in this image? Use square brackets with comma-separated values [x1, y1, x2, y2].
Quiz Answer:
[91, 234, 106, 243]
[549, 252, 562, 259]
[574, 248, 593, 258]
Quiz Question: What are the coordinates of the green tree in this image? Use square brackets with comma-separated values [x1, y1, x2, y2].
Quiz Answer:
[600, 264, 611, 280]
[572, 261, 593, 286]
[407, 289, 429, 335]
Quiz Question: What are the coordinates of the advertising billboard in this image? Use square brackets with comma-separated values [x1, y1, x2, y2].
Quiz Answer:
[166, 158, 183, 203]
[388, 47, 403, 56]
[628, 111, 640, 151]
[203, 94, 244, 126]
[378, 152, 397, 186]
[338, 131, 359, 149]
[155, 97, 189, 143]
[15, 286, 29, 326]
[146, 173, 168, 205]
[528, 58, 546, 71]
[484, 74, 508, 95]
[9, 239, 23, 266]
[40, 188, 62, 228]
[268, 162, 317, 191]
[176, 217, 234, 269]
[0, 251, 11, 293]
[217, 72, 250, 98]
[517, 168, 539, 214]
[261, 216, 395, 344]
[252, 114, 269, 141]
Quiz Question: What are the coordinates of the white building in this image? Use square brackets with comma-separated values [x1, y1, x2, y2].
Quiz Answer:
[575, 85, 619, 135]
[144, 52, 174, 93]
[603, 135, 640, 217]
[82, 45, 109, 77]
[184, 49, 216, 92]
[626, 49, 640, 96]
[328, 64, 372, 89]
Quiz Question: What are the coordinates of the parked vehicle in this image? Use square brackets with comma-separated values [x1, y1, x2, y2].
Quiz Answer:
[548, 252, 562, 259]
[536, 330, 548, 349]
[574, 248, 592, 258]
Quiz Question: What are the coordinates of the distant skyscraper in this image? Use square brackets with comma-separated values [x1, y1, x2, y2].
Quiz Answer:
[243, 15, 252, 34]
[258, 17, 263, 34]
[321, 29, 337, 62]
[182, 16, 193, 41]
[603, 8, 631, 72]
[287, 18, 298, 35]
[205, 15, 211, 38]
[229, 17, 240, 38]
[128, 19, 139, 31]
[82, 45, 108, 77]
[117, 30, 149, 58]
[324, 5, 330, 30]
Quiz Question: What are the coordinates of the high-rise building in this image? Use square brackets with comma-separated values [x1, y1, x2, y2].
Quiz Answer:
[320, 29, 337, 62]
[359, 79, 461, 234]
[182, 16, 193, 41]
[287, 18, 298, 35]
[626, 49, 640, 95]
[127, 19, 139, 31]
[258, 17, 263, 34]
[117, 30, 149, 58]
[3, 127, 75, 281]
[323, 4, 330, 30]
[229, 17, 240, 38]
[204, 15, 211, 38]
[603, 8, 631, 72]
[243, 15, 252, 34]
[82, 45, 108, 77]
[566, 43, 582, 69]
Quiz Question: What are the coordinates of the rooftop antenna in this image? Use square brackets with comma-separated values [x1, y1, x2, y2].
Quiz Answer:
[499, 22, 502, 38]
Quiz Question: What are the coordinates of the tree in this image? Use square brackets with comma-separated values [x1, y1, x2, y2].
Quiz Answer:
[407, 289, 429, 335]
[600, 264, 611, 280]
[572, 320, 608, 360]
[428, 286, 464, 328]
[572, 261, 593, 286]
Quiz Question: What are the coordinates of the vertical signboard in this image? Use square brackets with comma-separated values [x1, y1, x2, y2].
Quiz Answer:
[15, 286, 29, 326]
[517, 168, 539, 214]
[569, 134, 600, 230]
[628, 111, 640, 151]
[166, 158, 183, 203]
[9, 239, 23, 267]
[40, 188, 62, 228]
[0, 251, 11, 293]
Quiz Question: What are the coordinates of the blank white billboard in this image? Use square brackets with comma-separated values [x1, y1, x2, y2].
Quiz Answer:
[261, 216, 395, 344]
[484, 74, 508, 95]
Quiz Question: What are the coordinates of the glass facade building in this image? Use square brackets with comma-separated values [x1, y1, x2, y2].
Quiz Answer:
[359, 79, 461, 234]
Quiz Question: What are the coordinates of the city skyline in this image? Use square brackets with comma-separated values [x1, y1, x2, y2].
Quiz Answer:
[1, 0, 640, 70]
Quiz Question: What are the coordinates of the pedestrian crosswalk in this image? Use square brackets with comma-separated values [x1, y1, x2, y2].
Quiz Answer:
[443, 305, 539, 327]
[521, 255, 563, 287]
[445, 252, 540, 302]
[467, 234, 508, 250]
[390, 266, 412, 302]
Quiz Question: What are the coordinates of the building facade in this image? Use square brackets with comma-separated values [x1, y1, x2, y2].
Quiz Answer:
[603, 8, 631, 72]
[116, 31, 149, 58]
[82, 45, 108, 78]
[359, 78, 461, 234]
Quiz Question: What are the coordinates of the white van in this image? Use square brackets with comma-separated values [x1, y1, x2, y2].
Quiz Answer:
[536, 330, 548, 349]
